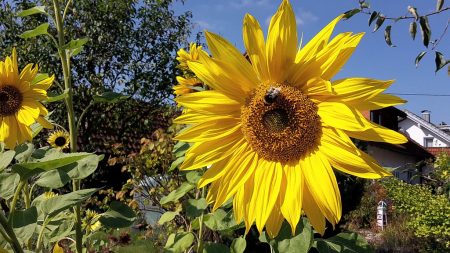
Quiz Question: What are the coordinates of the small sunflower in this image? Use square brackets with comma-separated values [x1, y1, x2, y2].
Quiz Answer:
[174, 0, 407, 237]
[48, 130, 70, 149]
[82, 209, 101, 233]
[174, 76, 203, 96]
[0, 48, 54, 149]
[176, 43, 203, 71]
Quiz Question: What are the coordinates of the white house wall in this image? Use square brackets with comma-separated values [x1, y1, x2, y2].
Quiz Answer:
[367, 145, 421, 184]
[399, 118, 450, 147]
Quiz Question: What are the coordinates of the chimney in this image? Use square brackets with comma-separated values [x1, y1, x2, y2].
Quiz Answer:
[421, 110, 431, 123]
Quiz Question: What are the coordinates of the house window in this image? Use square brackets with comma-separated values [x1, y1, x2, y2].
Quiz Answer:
[424, 137, 433, 147]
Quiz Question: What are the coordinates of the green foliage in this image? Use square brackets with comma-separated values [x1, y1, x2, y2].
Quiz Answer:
[381, 177, 450, 250]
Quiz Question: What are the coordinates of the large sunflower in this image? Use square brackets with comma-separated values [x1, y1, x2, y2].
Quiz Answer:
[0, 48, 54, 148]
[174, 0, 407, 237]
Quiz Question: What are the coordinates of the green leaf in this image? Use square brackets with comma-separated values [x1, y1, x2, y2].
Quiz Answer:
[169, 156, 184, 171]
[92, 91, 130, 103]
[19, 23, 49, 39]
[47, 215, 75, 242]
[373, 15, 385, 32]
[0, 150, 15, 172]
[0, 173, 19, 199]
[343, 9, 360, 20]
[31, 73, 50, 85]
[384, 26, 395, 47]
[276, 219, 313, 253]
[17, 6, 47, 17]
[99, 201, 136, 228]
[47, 89, 69, 102]
[185, 170, 201, 184]
[435, 51, 449, 73]
[203, 243, 229, 253]
[203, 209, 238, 231]
[184, 198, 207, 218]
[314, 232, 373, 253]
[160, 182, 195, 205]
[65, 154, 103, 180]
[14, 143, 34, 163]
[41, 188, 98, 217]
[35, 169, 71, 188]
[158, 211, 179, 225]
[230, 237, 246, 253]
[164, 232, 195, 253]
[368, 11, 378, 26]
[11, 207, 38, 244]
[409, 22, 417, 40]
[62, 38, 89, 50]
[419, 16, 431, 48]
[415, 51, 427, 68]
[12, 152, 91, 180]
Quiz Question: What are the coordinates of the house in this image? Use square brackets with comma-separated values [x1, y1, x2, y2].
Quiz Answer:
[363, 107, 434, 184]
[398, 110, 450, 156]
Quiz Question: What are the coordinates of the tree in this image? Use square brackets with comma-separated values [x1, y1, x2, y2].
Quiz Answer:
[345, 0, 450, 73]
[0, 0, 194, 150]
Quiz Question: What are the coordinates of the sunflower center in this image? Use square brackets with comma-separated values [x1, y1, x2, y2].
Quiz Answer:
[241, 83, 322, 163]
[0, 85, 23, 117]
[54, 137, 67, 147]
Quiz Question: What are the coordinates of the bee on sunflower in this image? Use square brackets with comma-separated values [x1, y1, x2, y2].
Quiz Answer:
[0, 48, 54, 148]
[174, 0, 407, 237]
[47, 130, 70, 150]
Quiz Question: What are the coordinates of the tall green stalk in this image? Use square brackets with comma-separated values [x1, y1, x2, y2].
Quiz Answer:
[0, 211, 23, 253]
[52, 1, 82, 252]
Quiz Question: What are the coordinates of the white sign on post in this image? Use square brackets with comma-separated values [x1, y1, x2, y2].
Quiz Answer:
[377, 201, 387, 230]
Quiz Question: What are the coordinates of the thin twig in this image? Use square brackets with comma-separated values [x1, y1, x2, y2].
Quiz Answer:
[360, 6, 450, 21]
[432, 19, 450, 50]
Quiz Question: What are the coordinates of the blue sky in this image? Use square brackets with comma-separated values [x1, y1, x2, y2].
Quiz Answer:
[173, 0, 450, 124]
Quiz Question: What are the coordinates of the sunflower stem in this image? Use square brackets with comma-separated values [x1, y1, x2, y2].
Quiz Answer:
[0, 210, 23, 253]
[196, 187, 206, 253]
[8, 180, 25, 223]
[52, 1, 82, 253]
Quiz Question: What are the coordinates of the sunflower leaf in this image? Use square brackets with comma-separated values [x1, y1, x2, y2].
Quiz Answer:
[0, 150, 15, 172]
[164, 232, 194, 253]
[17, 6, 47, 17]
[314, 232, 372, 253]
[19, 23, 49, 39]
[11, 207, 38, 244]
[41, 188, 98, 217]
[47, 89, 69, 102]
[203, 243, 230, 253]
[0, 173, 19, 199]
[230, 237, 246, 253]
[99, 201, 136, 228]
[184, 198, 207, 218]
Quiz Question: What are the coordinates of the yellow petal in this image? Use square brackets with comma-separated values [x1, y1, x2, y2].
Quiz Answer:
[175, 118, 241, 142]
[296, 15, 343, 63]
[36, 116, 53, 129]
[205, 31, 258, 89]
[303, 183, 326, 235]
[243, 13, 269, 81]
[301, 151, 341, 225]
[181, 136, 244, 170]
[327, 78, 394, 102]
[345, 121, 407, 144]
[266, 202, 284, 238]
[318, 102, 370, 131]
[249, 160, 282, 233]
[266, 0, 297, 82]
[280, 163, 303, 234]
[353, 93, 407, 110]
[320, 127, 391, 178]
[175, 91, 241, 115]
[213, 148, 257, 210]
[174, 111, 239, 125]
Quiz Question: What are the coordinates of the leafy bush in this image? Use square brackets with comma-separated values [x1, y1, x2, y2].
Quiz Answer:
[381, 177, 450, 250]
